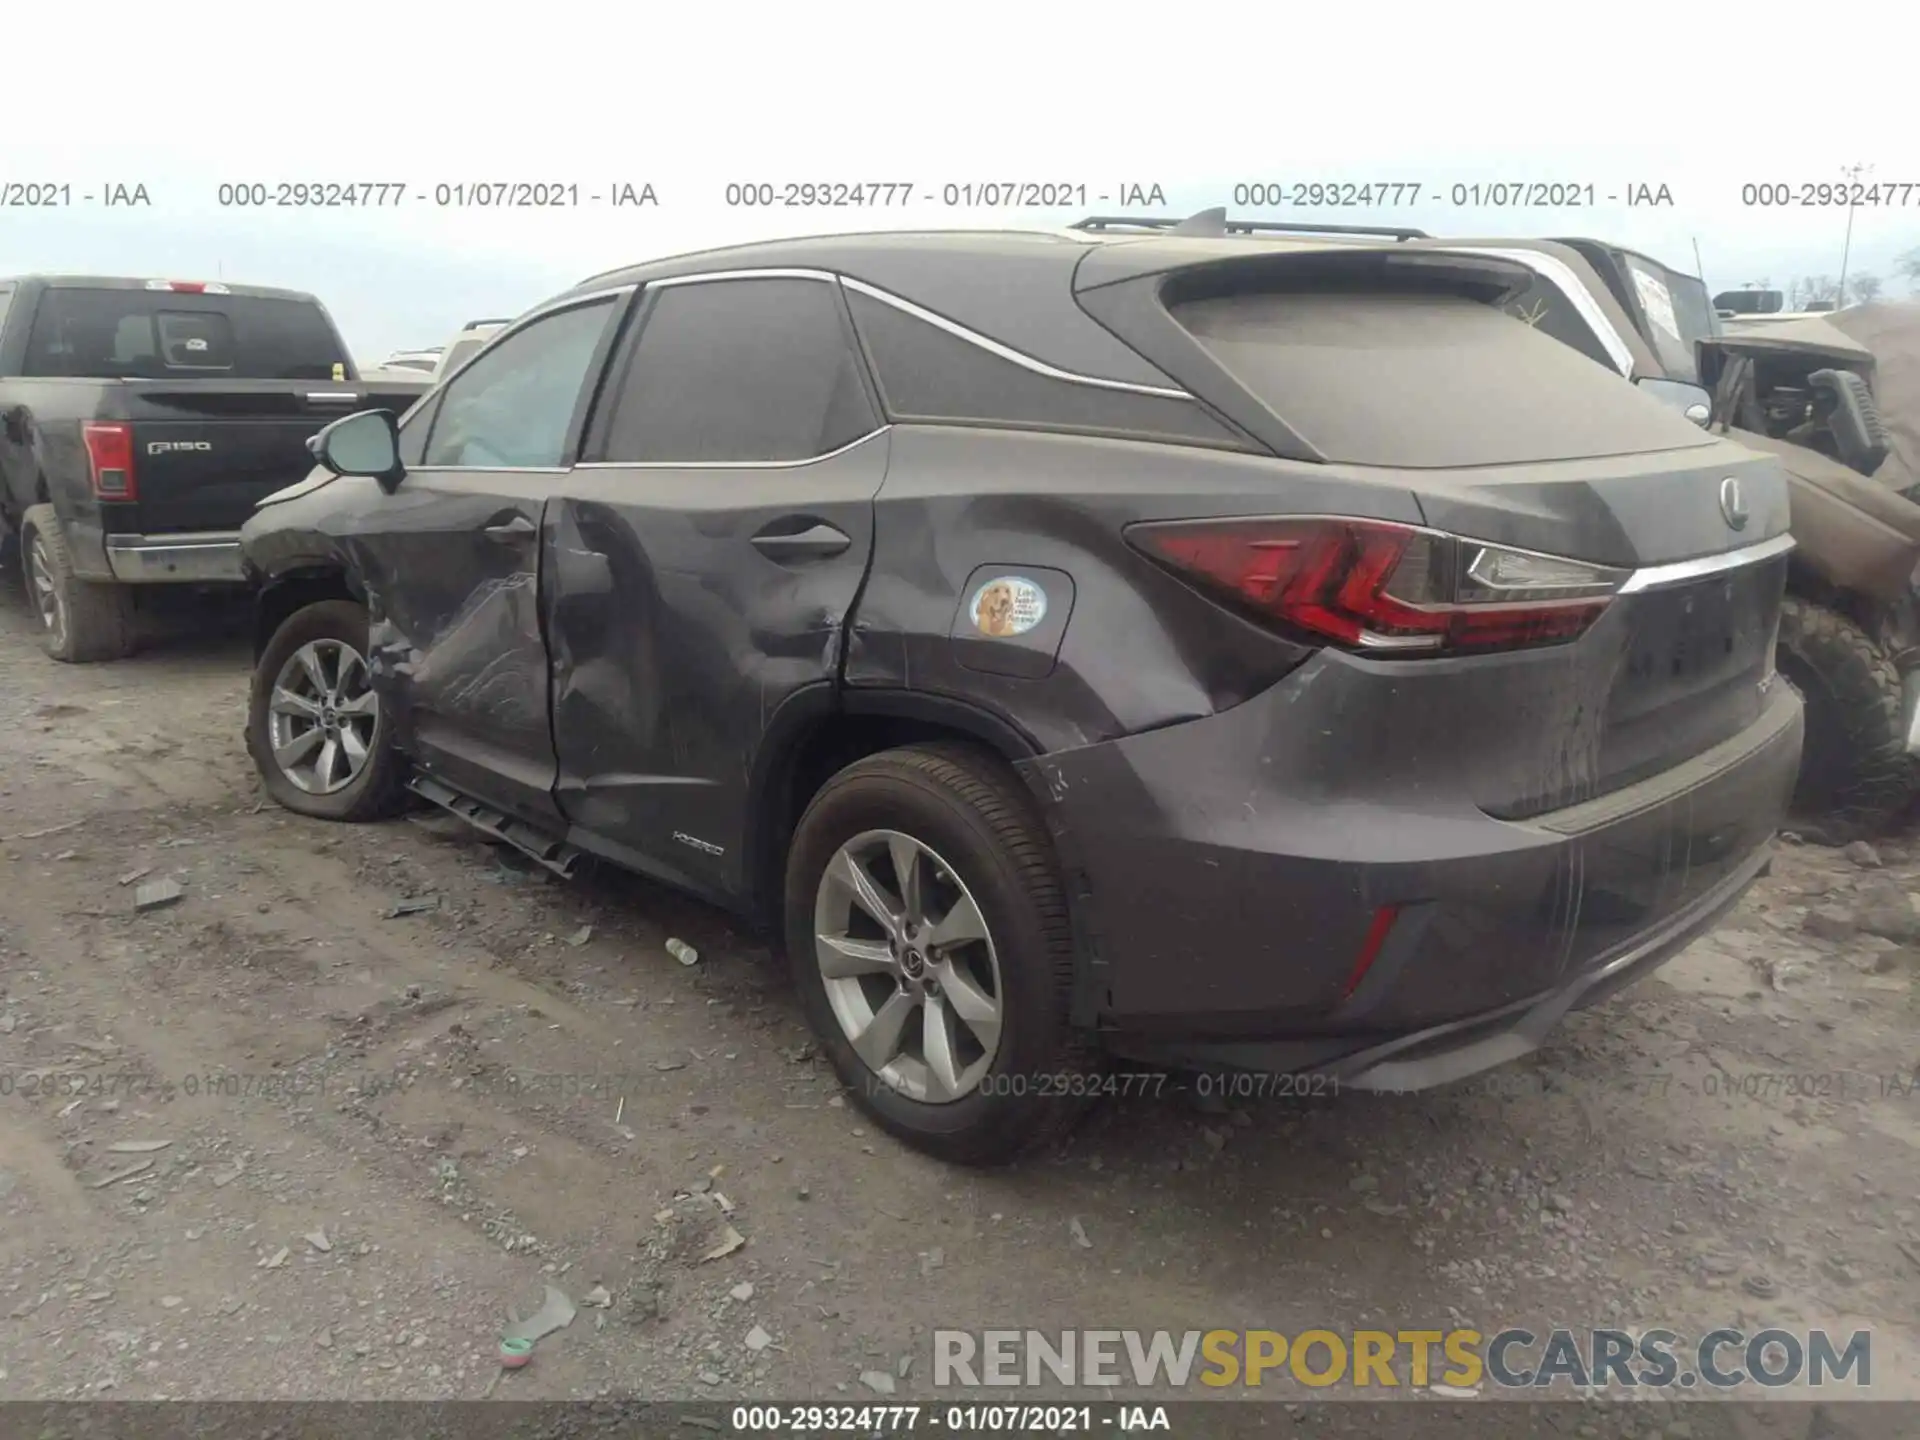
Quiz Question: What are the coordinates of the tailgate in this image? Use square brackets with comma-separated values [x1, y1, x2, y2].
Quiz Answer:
[122, 384, 368, 533]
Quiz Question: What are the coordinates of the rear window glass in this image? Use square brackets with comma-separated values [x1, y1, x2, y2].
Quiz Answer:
[22, 289, 349, 380]
[1169, 289, 1718, 468]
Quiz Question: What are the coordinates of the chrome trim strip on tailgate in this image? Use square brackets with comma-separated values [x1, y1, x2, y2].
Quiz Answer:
[1618, 533, 1794, 594]
[105, 532, 245, 583]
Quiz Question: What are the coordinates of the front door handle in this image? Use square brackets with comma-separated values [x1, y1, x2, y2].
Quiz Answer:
[751, 522, 851, 559]
[484, 514, 537, 542]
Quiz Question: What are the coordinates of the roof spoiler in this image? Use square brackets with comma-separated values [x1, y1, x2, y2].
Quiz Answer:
[1070, 208, 1429, 242]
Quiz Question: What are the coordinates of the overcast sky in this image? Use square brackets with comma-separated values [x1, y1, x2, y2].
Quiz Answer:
[6, 1, 1917, 358]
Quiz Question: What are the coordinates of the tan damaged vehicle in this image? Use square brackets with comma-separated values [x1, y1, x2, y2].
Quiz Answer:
[1701, 304, 1920, 837]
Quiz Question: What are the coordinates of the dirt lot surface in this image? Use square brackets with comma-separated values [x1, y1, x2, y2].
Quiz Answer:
[1, 575, 1918, 1435]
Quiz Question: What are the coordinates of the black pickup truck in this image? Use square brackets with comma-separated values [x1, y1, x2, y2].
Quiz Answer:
[0, 275, 429, 661]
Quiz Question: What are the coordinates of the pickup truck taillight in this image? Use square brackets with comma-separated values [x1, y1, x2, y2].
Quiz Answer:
[81, 422, 136, 500]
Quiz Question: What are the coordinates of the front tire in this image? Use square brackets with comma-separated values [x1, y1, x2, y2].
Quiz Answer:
[784, 742, 1099, 1165]
[1775, 596, 1918, 839]
[20, 504, 135, 663]
[247, 599, 405, 822]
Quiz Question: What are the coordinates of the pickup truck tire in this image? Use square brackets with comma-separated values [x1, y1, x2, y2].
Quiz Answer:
[19, 504, 136, 663]
[1775, 596, 1917, 840]
[247, 599, 406, 822]
[783, 742, 1100, 1166]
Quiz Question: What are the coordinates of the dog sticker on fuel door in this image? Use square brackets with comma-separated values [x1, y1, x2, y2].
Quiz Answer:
[969, 576, 1048, 638]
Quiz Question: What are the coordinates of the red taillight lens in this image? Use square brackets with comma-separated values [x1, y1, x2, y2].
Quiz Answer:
[81, 422, 136, 500]
[1128, 517, 1627, 656]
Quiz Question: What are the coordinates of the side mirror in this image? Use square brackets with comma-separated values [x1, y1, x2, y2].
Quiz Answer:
[1636, 376, 1713, 428]
[310, 409, 405, 494]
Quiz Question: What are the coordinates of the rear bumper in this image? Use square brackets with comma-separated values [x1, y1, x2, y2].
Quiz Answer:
[105, 531, 246, 584]
[1025, 652, 1803, 1066]
[1133, 839, 1770, 1089]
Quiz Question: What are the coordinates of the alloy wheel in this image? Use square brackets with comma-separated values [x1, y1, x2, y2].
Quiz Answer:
[27, 534, 65, 649]
[266, 639, 379, 795]
[813, 828, 1005, 1102]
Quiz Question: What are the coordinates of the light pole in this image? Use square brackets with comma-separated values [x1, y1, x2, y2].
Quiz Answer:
[1837, 162, 1871, 307]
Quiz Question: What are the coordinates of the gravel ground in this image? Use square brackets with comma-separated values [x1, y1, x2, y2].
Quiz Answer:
[0, 572, 1916, 1436]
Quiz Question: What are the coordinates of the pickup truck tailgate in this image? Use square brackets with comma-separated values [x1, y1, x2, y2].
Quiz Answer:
[124, 384, 368, 532]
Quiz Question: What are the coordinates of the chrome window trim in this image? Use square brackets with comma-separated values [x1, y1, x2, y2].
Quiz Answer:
[645, 267, 840, 288]
[631, 264, 1192, 400]
[396, 465, 573, 475]
[575, 425, 891, 472]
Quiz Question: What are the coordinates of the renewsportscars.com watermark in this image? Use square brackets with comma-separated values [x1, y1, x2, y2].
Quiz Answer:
[933, 1328, 1872, 1391]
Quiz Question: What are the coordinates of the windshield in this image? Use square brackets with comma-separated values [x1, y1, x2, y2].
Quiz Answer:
[1623, 256, 1718, 383]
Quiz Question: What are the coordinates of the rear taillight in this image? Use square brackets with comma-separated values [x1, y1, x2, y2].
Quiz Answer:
[143, 279, 229, 294]
[81, 422, 136, 500]
[1128, 517, 1629, 656]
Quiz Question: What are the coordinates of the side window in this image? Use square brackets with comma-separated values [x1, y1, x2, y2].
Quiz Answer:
[599, 278, 876, 464]
[397, 391, 441, 466]
[0, 288, 16, 342]
[422, 298, 615, 468]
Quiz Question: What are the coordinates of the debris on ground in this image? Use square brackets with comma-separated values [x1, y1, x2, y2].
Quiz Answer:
[666, 938, 699, 966]
[583, 1285, 612, 1308]
[1068, 1217, 1092, 1249]
[567, 924, 594, 947]
[116, 865, 152, 887]
[730, 1282, 755, 1302]
[502, 1284, 577, 1345]
[259, 1247, 290, 1270]
[701, 1224, 747, 1262]
[133, 879, 184, 913]
[305, 1227, 332, 1253]
[860, 1370, 898, 1396]
[745, 1324, 773, 1352]
[105, 1139, 171, 1154]
[88, 1159, 154, 1189]
[385, 896, 439, 918]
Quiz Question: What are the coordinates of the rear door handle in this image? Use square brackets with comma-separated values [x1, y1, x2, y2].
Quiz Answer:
[484, 514, 538, 542]
[751, 522, 851, 559]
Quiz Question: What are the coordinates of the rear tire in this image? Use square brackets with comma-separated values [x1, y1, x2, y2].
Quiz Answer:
[783, 742, 1100, 1165]
[247, 599, 406, 822]
[20, 504, 136, 663]
[1775, 596, 1917, 839]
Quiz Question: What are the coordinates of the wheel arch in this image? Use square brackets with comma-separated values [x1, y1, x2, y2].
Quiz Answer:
[742, 688, 1058, 928]
[254, 565, 366, 661]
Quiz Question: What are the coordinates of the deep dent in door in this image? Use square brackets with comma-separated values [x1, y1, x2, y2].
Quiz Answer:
[354, 542, 550, 752]
[542, 492, 867, 895]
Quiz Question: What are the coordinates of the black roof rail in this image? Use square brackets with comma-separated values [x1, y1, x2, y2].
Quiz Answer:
[1070, 209, 1429, 242]
[462, 317, 513, 328]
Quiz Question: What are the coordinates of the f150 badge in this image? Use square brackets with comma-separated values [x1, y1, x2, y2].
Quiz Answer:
[148, 441, 212, 454]
[968, 576, 1047, 638]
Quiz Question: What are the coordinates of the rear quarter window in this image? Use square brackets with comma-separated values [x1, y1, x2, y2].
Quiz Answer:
[1169, 288, 1718, 469]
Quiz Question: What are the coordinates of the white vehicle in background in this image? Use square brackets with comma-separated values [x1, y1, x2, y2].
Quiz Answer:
[377, 347, 442, 375]
[432, 319, 510, 382]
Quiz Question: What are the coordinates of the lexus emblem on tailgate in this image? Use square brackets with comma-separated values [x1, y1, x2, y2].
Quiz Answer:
[1718, 476, 1749, 531]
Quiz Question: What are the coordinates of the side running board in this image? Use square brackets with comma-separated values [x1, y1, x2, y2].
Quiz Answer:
[407, 774, 585, 879]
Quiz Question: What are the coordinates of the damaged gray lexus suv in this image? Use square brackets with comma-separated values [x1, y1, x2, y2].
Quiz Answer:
[239, 223, 1803, 1164]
